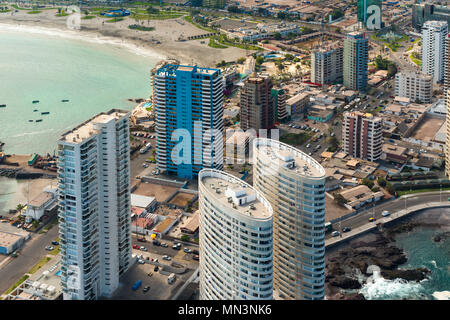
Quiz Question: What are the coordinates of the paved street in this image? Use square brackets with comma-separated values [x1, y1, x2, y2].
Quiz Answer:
[327, 191, 450, 239]
[0, 225, 59, 294]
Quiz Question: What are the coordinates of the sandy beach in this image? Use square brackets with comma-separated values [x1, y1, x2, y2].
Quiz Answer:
[0, 9, 248, 66]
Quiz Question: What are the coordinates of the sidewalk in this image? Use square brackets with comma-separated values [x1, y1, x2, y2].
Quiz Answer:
[325, 201, 450, 248]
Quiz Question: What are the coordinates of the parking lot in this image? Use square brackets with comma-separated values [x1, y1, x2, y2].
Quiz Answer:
[111, 242, 198, 300]
[279, 116, 342, 161]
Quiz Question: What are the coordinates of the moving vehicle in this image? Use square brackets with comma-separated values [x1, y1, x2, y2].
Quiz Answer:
[168, 273, 176, 284]
[139, 142, 152, 154]
[382, 211, 390, 217]
[132, 280, 142, 291]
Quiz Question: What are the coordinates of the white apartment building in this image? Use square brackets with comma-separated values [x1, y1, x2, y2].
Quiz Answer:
[198, 169, 273, 300]
[57, 109, 132, 300]
[253, 138, 326, 300]
[342, 112, 383, 162]
[311, 42, 343, 85]
[422, 20, 448, 83]
[395, 71, 433, 103]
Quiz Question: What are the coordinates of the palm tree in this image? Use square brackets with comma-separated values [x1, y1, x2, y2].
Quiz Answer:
[16, 204, 25, 213]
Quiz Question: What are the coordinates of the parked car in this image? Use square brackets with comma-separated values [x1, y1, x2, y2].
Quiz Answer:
[184, 248, 192, 253]
[154, 266, 159, 272]
[137, 238, 146, 242]
[140, 246, 147, 251]
[45, 246, 54, 251]
[51, 241, 59, 246]
[331, 231, 340, 237]
[143, 286, 150, 293]
[382, 211, 390, 217]
[342, 227, 351, 233]
[161, 243, 168, 248]
[132, 244, 139, 249]
[369, 217, 375, 222]
[147, 272, 153, 277]
[193, 249, 199, 255]
[162, 255, 171, 261]
[193, 254, 199, 261]
[152, 240, 160, 246]
[138, 259, 145, 264]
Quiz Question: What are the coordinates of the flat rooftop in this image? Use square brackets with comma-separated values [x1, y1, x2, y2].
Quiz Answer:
[201, 175, 271, 220]
[256, 140, 325, 179]
[61, 109, 128, 144]
[29, 192, 53, 208]
[0, 231, 22, 248]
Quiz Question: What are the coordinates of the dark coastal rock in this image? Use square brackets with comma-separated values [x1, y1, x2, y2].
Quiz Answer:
[381, 268, 430, 282]
[433, 231, 450, 243]
[329, 276, 362, 289]
[327, 292, 366, 300]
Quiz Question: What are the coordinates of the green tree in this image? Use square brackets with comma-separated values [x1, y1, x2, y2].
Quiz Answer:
[180, 235, 190, 242]
[377, 177, 387, 187]
[333, 193, 348, 207]
[361, 178, 374, 189]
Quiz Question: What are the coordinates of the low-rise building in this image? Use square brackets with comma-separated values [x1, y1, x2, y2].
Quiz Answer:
[25, 186, 57, 222]
[338, 185, 384, 210]
[131, 194, 157, 213]
[395, 71, 433, 103]
[285, 92, 310, 117]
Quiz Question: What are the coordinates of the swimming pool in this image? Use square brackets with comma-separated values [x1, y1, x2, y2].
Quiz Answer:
[56, 270, 61, 277]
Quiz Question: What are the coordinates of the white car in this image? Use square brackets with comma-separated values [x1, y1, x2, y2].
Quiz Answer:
[161, 243, 168, 248]
[162, 255, 171, 261]
[331, 231, 340, 237]
[382, 211, 391, 217]
[138, 259, 145, 264]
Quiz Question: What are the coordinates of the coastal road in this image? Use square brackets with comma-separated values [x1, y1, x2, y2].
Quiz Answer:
[327, 191, 450, 239]
[0, 225, 59, 294]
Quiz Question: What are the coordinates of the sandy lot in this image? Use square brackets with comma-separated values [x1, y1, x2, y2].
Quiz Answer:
[168, 192, 196, 207]
[0, 9, 249, 66]
[411, 116, 444, 141]
[133, 181, 178, 202]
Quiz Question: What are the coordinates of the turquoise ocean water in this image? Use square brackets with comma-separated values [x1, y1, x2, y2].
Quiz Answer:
[359, 208, 450, 300]
[0, 25, 158, 155]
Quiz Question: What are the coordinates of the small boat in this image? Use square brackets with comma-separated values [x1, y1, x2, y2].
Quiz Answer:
[36, 119, 43, 122]
[33, 109, 38, 112]
[0, 104, 6, 108]
[29, 120, 34, 122]
[61, 99, 69, 102]
[41, 112, 50, 115]
[32, 100, 39, 104]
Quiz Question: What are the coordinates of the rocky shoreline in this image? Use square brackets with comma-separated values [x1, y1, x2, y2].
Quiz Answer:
[325, 221, 436, 300]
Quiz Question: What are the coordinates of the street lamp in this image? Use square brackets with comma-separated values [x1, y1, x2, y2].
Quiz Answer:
[440, 184, 442, 203]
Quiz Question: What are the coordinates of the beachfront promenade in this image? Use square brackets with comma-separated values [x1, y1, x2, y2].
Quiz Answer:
[325, 200, 450, 248]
